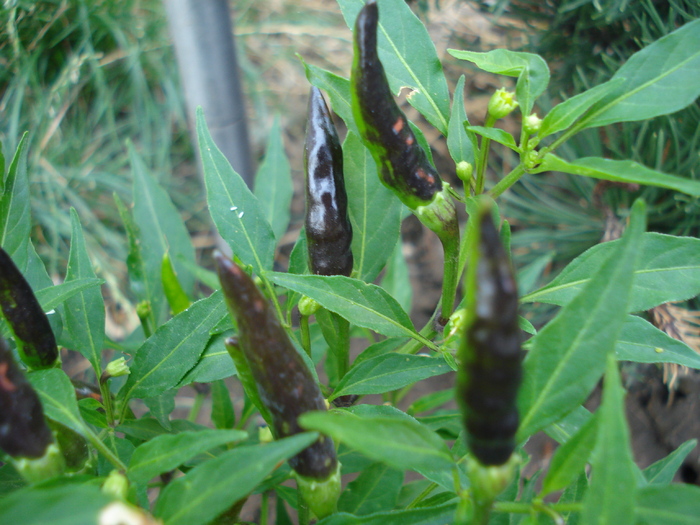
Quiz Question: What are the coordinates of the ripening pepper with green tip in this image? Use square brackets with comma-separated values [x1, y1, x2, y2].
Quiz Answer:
[305, 86, 353, 277]
[0, 247, 59, 370]
[457, 211, 522, 466]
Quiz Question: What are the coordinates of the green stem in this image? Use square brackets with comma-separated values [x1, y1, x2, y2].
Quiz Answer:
[188, 391, 205, 423]
[298, 488, 310, 525]
[405, 481, 438, 509]
[334, 313, 350, 381]
[300, 315, 312, 359]
[261, 277, 287, 329]
[438, 231, 460, 324]
[487, 164, 527, 199]
[261, 491, 269, 525]
[99, 381, 115, 427]
[86, 428, 127, 471]
[475, 115, 497, 195]
[397, 310, 439, 355]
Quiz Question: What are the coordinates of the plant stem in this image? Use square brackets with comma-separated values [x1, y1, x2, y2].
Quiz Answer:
[260, 491, 269, 525]
[188, 391, 205, 422]
[334, 313, 350, 380]
[300, 314, 312, 358]
[397, 310, 439, 354]
[488, 164, 526, 199]
[298, 488, 310, 525]
[406, 481, 438, 509]
[99, 381, 115, 426]
[439, 231, 460, 325]
[86, 428, 127, 471]
[475, 115, 497, 195]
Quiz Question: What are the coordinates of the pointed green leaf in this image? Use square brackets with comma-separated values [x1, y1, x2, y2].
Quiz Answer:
[338, 462, 404, 515]
[302, 61, 357, 137]
[522, 233, 700, 313]
[178, 333, 236, 386]
[580, 19, 700, 129]
[154, 433, 318, 525]
[161, 252, 190, 316]
[338, 0, 450, 134]
[329, 354, 451, 401]
[254, 116, 292, 241]
[0, 484, 112, 525]
[541, 413, 598, 496]
[344, 132, 402, 282]
[316, 502, 457, 525]
[35, 278, 103, 313]
[143, 389, 176, 431]
[128, 428, 247, 485]
[581, 355, 637, 525]
[64, 209, 105, 374]
[447, 49, 550, 116]
[533, 154, 700, 197]
[130, 144, 195, 322]
[380, 241, 412, 314]
[539, 78, 625, 138]
[466, 126, 518, 150]
[447, 75, 477, 166]
[211, 379, 235, 429]
[517, 200, 645, 441]
[300, 410, 453, 473]
[643, 440, 697, 487]
[28, 368, 84, 436]
[0, 133, 31, 260]
[635, 484, 700, 524]
[617, 315, 700, 369]
[120, 291, 227, 401]
[265, 272, 417, 339]
[196, 107, 276, 273]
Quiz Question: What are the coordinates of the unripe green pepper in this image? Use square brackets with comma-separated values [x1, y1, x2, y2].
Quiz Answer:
[458, 210, 522, 466]
[0, 247, 59, 370]
[305, 86, 353, 277]
[214, 253, 338, 481]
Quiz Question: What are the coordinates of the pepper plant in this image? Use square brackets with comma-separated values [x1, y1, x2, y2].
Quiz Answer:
[1, 0, 700, 523]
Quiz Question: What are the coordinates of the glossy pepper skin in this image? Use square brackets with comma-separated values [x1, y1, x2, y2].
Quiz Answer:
[305, 86, 353, 277]
[215, 253, 338, 480]
[351, 0, 441, 210]
[458, 212, 522, 466]
[0, 247, 59, 370]
[0, 337, 54, 458]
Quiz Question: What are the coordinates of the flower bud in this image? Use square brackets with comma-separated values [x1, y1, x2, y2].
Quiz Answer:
[298, 296, 321, 317]
[487, 88, 518, 120]
[456, 162, 474, 185]
[523, 113, 542, 135]
[102, 470, 130, 501]
[101, 357, 130, 384]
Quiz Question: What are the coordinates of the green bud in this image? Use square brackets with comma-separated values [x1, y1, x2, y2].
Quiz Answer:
[298, 296, 321, 317]
[443, 308, 468, 350]
[487, 88, 518, 120]
[468, 453, 519, 504]
[414, 185, 458, 241]
[102, 470, 130, 501]
[258, 426, 274, 444]
[295, 462, 341, 519]
[456, 161, 474, 185]
[523, 113, 542, 135]
[13, 442, 65, 483]
[101, 357, 130, 384]
[136, 301, 152, 320]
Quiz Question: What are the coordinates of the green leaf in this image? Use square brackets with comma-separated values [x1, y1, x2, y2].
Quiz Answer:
[541, 413, 598, 496]
[580, 19, 700, 129]
[64, 208, 105, 374]
[316, 502, 457, 525]
[616, 315, 700, 369]
[301, 61, 357, 138]
[0, 133, 31, 261]
[196, 107, 276, 274]
[338, 462, 404, 515]
[344, 132, 402, 282]
[466, 126, 518, 150]
[522, 233, 700, 313]
[114, 192, 151, 310]
[0, 484, 112, 525]
[211, 379, 235, 429]
[533, 154, 700, 197]
[635, 484, 700, 524]
[545, 406, 593, 445]
[300, 410, 454, 473]
[35, 278, 103, 313]
[143, 389, 176, 431]
[338, 0, 450, 134]
[642, 440, 697, 487]
[178, 332, 236, 386]
[447, 49, 549, 116]
[330, 354, 451, 401]
[380, 241, 412, 314]
[254, 116, 293, 241]
[161, 252, 190, 316]
[28, 368, 84, 436]
[447, 75, 477, 166]
[539, 78, 625, 138]
[154, 433, 318, 525]
[120, 291, 227, 401]
[353, 337, 407, 367]
[130, 144, 196, 322]
[517, 199, 645, 441]
[127, 428, 247, 485]
[581, 355, 637, 525]
[265, 272, 417, 339]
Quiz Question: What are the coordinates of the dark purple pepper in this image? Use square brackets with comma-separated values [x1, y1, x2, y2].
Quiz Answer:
[215, 253, 338, 479]
[304, 86, 353, 277]
[0, 247, 59, 370]
[458, 212, 522, 466]
[351, 0, 441, 210]
[0, 337, 54, 458]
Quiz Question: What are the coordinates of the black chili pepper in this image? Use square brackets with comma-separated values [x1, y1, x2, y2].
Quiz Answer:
[214, 252, 338, 480]
[458, 211, 522, 466]
[0, 247, 59, 370]
[0, 337, 55, 458]
[304, 86, 353, 277]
